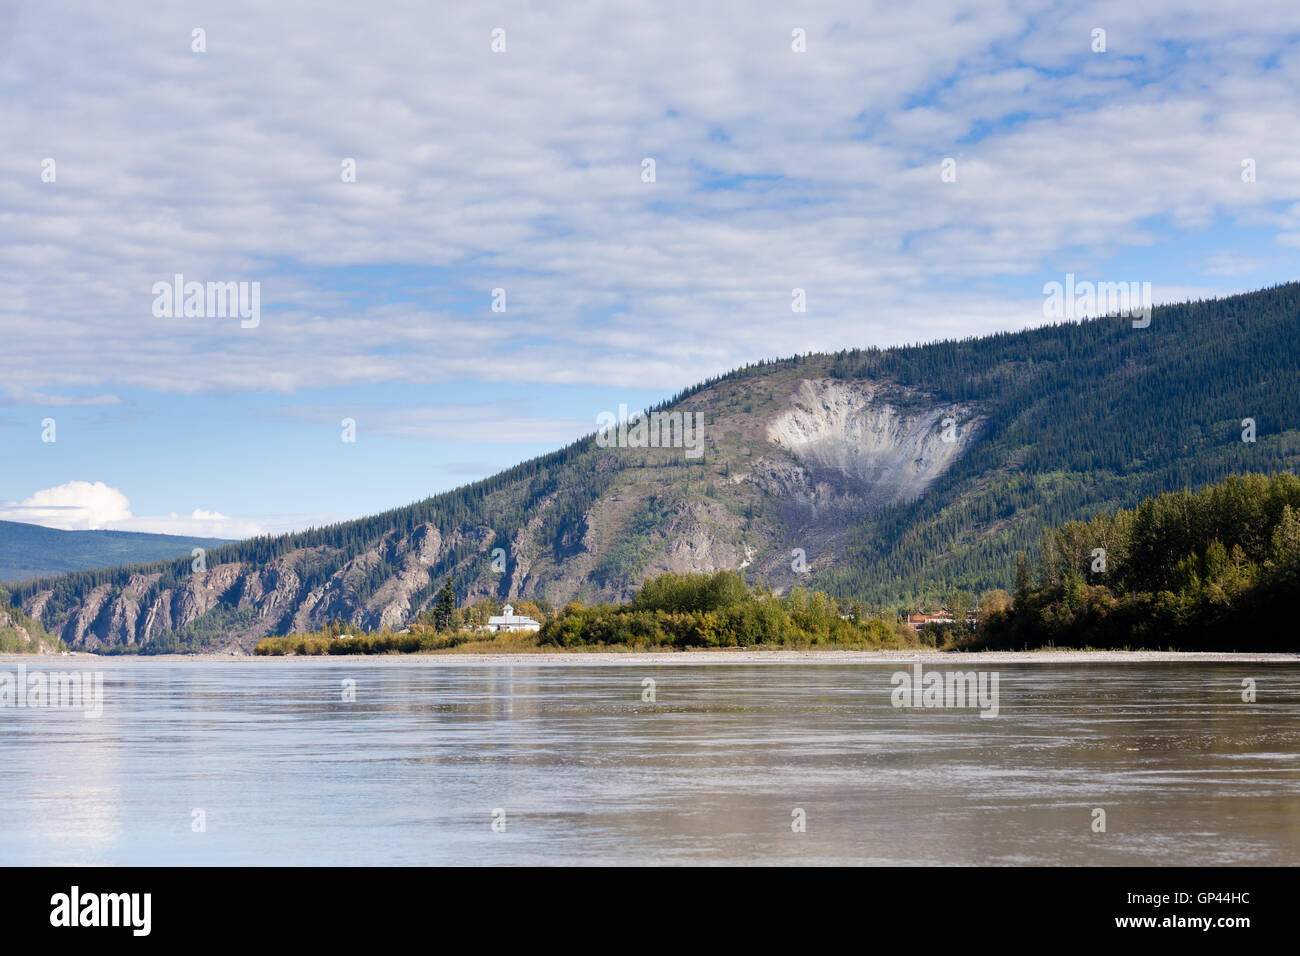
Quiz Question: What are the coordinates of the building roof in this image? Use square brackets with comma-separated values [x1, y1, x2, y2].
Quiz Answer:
[487, 614, 541, 626]
[487, 603, 540, 626]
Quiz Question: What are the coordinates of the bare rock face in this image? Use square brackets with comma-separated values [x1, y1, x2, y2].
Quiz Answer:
[642, 499, 749, 577]
[360, 525, 465, 632]
[242, 560, 306, 630]
[63, 584, 114, 650]
[24, 590, 52, 621]
[101, 574, 158, 647]
[766, 379, 981, 509]
[503, 497, 555, 600]
[412, 524, 444, 565]
[140, 591, 174, 642]
[742, 378, 984, 589]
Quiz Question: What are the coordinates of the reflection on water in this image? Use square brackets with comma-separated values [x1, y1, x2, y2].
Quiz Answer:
[1, 658, 1298, 865]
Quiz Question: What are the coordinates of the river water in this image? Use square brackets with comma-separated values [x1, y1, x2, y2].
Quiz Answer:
[2, 658, 1297, 865]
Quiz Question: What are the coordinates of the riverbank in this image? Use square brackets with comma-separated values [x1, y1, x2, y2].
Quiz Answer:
[14, 648, 1299, 665]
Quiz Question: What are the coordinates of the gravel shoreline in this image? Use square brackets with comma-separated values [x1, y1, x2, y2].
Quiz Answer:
[20, 649, 1299, 665]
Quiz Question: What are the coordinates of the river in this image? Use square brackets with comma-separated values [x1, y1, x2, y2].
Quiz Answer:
[2, 657, 1297, 865]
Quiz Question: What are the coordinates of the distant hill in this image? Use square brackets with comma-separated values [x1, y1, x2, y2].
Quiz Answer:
[9, 281, 1300, 653]
[0, 520, 234, 583]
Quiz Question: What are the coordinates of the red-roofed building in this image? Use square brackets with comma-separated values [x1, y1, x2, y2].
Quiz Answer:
[906, 609, 977, 630]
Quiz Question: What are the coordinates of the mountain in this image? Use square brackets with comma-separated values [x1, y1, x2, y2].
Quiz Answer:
[8, 282, 1300, 653]
[0, 521, 233, 583]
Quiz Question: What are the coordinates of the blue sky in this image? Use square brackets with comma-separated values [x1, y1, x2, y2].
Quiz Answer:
[3, 0, 1300, 536]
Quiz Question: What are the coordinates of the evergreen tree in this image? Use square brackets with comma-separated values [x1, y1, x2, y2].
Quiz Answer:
[433, 577, 456, 632]
[1014, 553, 1033, 602]
[1269, 504, 1300, 572]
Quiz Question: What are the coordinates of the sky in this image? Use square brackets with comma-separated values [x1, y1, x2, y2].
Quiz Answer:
[3, 0, 1300, 538]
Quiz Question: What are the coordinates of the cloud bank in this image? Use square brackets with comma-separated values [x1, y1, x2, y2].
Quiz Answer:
[4, 0, 1298, 400]
[0, 481, 264, 538]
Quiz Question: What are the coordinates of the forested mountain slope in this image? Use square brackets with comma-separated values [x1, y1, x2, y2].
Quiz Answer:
[9, 282, 1299, 652]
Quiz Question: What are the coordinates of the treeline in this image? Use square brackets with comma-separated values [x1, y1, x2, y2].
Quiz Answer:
[969, 473, 1300, 650]
[257, 623, 433, 656]
[539, 571, 915, 649]
[256, 571, 920, 654]
[254, 595, 555, 655]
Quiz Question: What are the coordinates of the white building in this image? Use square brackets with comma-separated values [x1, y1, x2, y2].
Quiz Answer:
[485, 604, 541, 633]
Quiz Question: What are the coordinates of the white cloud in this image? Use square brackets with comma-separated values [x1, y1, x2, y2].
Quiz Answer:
[1, 481, 131, 530]
[116, 509, 266, 540]
[0, 481, 264, 538]
[2, 390, 122, 407]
